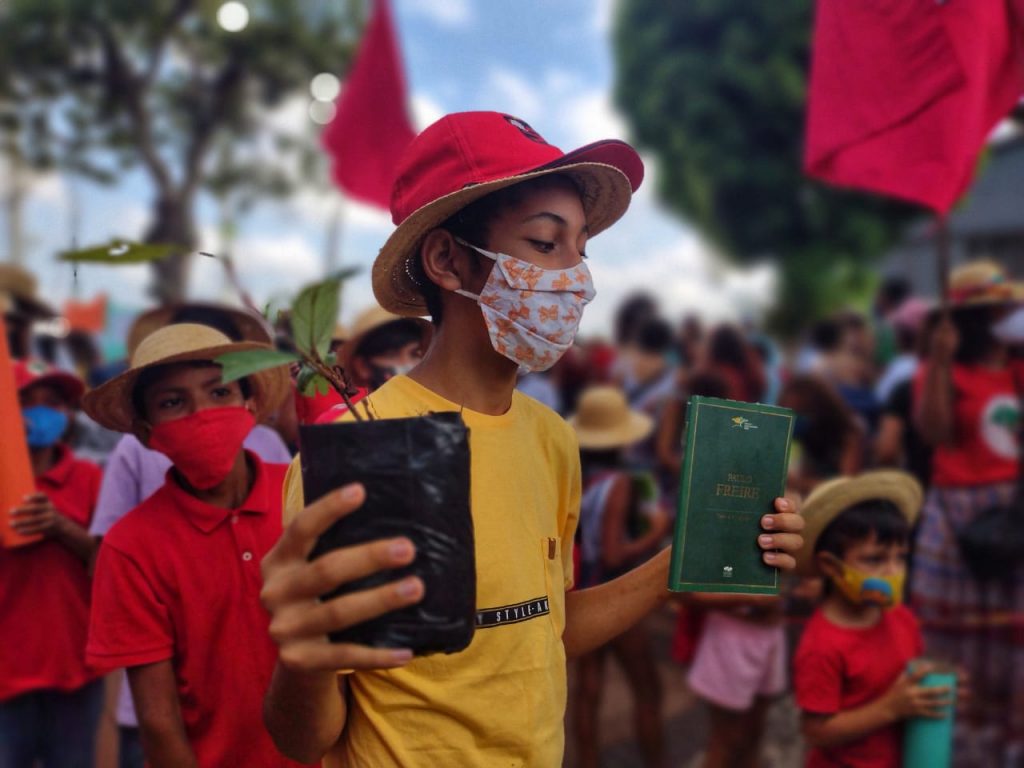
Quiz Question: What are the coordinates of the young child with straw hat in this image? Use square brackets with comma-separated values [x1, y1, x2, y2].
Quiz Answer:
[260, 111, 805, 766]
[792, 470, 958, 768]
[88, 303, 291, 767]
[81, 324, 308, 767]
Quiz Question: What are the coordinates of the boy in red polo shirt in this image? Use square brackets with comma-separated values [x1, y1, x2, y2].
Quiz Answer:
[0, 360, 102, 767]
[82, 324, 310, 768]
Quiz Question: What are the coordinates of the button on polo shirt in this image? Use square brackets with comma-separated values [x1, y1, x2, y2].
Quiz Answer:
[88, 453, 311, 767]
[0, 446, 102, 701]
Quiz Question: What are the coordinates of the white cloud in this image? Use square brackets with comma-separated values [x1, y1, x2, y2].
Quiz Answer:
[593, 0, 614, 34]
[411, 91, 445, 131]
[484, 68, 543, 121]
[402, 0, 473, 28]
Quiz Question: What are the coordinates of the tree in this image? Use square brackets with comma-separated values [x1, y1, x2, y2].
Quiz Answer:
[612, 0, 917, 334]
[0, 0, 362, 303]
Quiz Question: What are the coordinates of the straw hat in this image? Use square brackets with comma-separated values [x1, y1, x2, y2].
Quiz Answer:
[336, 306, 432, 372]
[13, 359, 85, 408]
[373, 111, 644, 316]
[0, 263, 56, 318]
[568, 386, 654, 450]
[82, 323, 290, 433]
[945, 259, 1024, 309]
[794, 470, 923, 577]
[126, 302, 273, 358]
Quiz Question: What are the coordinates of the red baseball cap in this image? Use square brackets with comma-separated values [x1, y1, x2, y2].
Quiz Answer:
[13, 359, 85, 407]
[373, 111, 644, 316]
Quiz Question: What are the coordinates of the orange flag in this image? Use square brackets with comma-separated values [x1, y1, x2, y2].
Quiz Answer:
[0, 316, 41, 548]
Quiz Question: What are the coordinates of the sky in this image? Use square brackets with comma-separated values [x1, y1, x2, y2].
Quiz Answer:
[8, 0, 777, 341]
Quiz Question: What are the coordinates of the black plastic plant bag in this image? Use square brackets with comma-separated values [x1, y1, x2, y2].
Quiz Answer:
[299, 412, 475, 655]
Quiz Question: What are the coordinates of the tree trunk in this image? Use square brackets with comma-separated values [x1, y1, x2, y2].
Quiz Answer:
[2, 143, 27, 265]
[145, 193, 197, 305]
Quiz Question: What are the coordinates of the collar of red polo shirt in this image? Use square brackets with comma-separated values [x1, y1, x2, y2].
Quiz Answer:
[163, 451, 271, 533]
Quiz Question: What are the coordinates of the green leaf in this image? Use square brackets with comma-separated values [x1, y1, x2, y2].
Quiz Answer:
[57, 240, 178, 264]
[323, 266, 362, 284]
[291, 279, 340, 359]
[296, 365, 320, 396]
[313, 376, 331, 396]
[216, 349, 299, 383]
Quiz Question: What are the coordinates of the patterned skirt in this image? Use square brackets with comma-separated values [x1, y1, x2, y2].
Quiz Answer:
[910, 482, 1024, 767]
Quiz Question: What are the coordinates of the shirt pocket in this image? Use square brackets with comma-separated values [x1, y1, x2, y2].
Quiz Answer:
[542, 536, 567, 639]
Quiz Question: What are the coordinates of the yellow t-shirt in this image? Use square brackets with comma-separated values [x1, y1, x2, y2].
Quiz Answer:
[282, 375, 580, 767]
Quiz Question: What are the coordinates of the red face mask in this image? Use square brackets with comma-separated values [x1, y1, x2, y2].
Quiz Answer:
[148, 407, 255, 490]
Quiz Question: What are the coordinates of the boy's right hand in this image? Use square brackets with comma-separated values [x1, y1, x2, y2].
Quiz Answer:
[260, 482, 425, 673]
[882, 663, 954, 721]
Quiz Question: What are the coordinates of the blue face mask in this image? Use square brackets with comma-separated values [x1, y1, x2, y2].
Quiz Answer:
[22, 406, 69, 449]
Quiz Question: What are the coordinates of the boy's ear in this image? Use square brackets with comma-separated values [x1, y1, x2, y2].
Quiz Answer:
[419, 229, 466, 293]
[816, 551, 843, 581]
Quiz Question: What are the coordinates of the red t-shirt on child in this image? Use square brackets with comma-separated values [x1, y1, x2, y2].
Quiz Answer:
[794, 604, 923, 768]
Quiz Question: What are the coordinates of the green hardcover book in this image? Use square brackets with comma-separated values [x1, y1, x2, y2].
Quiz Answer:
[668, 396, 795, 594]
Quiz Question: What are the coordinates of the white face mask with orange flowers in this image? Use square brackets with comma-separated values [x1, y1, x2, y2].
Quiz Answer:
[454, 237, 596, 373]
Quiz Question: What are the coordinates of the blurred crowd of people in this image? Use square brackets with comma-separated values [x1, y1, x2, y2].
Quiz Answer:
[2, 250, 1023, 767]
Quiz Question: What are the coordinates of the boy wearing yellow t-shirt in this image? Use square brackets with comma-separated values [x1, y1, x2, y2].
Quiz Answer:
[260, 112, 805, 767]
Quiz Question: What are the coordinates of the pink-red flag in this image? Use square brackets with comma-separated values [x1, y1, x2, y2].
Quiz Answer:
[322, 0, 416, 209]
[804, 0, 1024, 214]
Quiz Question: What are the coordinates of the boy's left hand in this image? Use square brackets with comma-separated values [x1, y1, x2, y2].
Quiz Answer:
[10, 493, 66, 538]
[758, 497, 804, 571]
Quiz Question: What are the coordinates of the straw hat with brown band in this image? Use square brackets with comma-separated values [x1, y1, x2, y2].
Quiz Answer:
[336, 306, 433, 373]
[126, 302, 273, 358]
[568, 386, 654, 450]
[82, 323, 290, 434]
[0, 263, 57, 318]
[794, 470, 923, 578]
[371, 112, 643, 317]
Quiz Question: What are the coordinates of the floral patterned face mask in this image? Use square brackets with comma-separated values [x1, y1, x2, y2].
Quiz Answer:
[454, 237, 596, 373]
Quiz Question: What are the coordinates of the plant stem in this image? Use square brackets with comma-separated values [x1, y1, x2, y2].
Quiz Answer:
[307, 358, 367, 422]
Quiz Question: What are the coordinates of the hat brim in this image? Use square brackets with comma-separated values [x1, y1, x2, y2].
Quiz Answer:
[569, 410, 654, 450]
[127, 303, 273, 357]
[82, 341, 290, 433]
[374, 150, 639, 317]
[20, 372, 86, 409]
[794, 471, 923, 578]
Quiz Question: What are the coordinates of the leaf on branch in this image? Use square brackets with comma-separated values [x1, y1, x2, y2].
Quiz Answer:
[57, 240, 178, 264]
[216, 349, 299, 383]
[323, 266, 362, 284]
[291, 278, 340, 360]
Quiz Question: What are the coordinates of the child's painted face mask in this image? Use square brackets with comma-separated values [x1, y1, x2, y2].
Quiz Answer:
[454, 237, 595, 373]
[824, 554, 905, 608]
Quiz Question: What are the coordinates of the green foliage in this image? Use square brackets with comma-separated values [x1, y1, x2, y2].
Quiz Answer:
[613, 0, 918, 334]
[217, 348, 299, 383]
[216, 272, 357, 399]
[0, 0, 364, 301]
[291, 279, 341, 360]
[57, 240, 177, 264]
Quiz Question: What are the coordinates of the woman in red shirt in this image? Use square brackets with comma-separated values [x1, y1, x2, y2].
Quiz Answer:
[912, 260, 1024, 763]
[0, 360, 102, 767]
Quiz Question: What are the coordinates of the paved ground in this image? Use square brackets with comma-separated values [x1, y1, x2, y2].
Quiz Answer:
[563, 607, 806, 768]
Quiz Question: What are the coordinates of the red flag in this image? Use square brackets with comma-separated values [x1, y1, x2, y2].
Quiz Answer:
[322, 0, 416, 209]
[805, 0, 1024, 213]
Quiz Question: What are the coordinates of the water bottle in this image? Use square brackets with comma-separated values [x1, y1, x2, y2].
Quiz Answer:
[902, 661, 956, 768]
